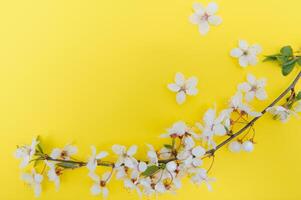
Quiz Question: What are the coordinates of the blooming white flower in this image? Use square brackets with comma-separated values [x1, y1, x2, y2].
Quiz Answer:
[21, 169, 43, 197]
[46, 161, 61, 190]
[190, 168, 215, 191]
[230, 40, 262, 67]
[189, 2, 222, 35]
[177, 146, 206, 167]
[242, 141, 254, 152]
[160, 121, 197, 138]
[123, 170, 142, 196]
[112, 145, 138, 168]
[196, 107, 229, 148]
[86, 146, 108, 173]
[50, 144, 77, 160]
[238, 74, 267, 102]
[15, 137, 38, 168]
[266, 105, 296, 122]
[228, 92, 262, 117]
[228, 141, 241, 153]
[89, 172, 110, 198]
[168, 72, 198, 104]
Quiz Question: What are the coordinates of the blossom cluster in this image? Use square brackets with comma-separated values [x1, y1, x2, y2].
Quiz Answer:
[16, 72, 301, 198]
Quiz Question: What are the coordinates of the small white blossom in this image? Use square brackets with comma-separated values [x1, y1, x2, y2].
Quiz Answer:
[228, 92, 262, 117]
[123, 170, 142, 196]
[46, 161, 61, 190]
[161, 121, 197, 138]
[112, 145, 138, 168]
[242, 141, 254, 152]
[89, 172, 111, 198]
[190, 168, 215, 191]
[189, 2, 222, 35]
[50, 144, 77, 160]
[228, 141, 241, 153]
[146, 144, 159, 165]
[168, 72, 198, 104]
[238, 74, 267, 102]
[266, 106, 294, 122]
[230, 40, 262, 67]
[177, 146, 206, 167]
[21, 169, 43, 197]
[87, 146, 108, 173]
[15, 137, 39, 168]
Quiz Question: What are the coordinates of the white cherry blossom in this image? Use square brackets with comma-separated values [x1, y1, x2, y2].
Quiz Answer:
[89, 172, 110, 198]
[190, 168, 215, 191]
[238, 74, 267, 102]
[46, 161, 61, 190]
[266, 106, 294, 122]
[21, 169, 43, 197]
[146, 144, 158, 165]
[160, 121, 197, 138]
[112, 145, 138, 168]
[177, 146, 206, 167]
[230, 40, 262, 67]
[50, 144, 77, 160]
[15, 137, 38, 168]
[189, 2, 222, 35]
[228, 92, 262, 117]
[86, 146, 108, 173]
[168, 72, 198, 104]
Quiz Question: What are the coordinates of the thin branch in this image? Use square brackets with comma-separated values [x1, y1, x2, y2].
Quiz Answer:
[206, 71, 301, 155]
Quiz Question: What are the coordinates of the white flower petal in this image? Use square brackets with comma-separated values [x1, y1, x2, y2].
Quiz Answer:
[228, 141, 241, 153]
[245, 91, 255, 102]
[112, 145, 125, 155]
[249, 44, 262, 54]
[239, 56, 249, 67]
[198, 21, 210, 35]
[247, 55, 258, 66]
[166, 161, 177, 172]
[186, 77, 198, 88]
[50, 148, 61, 159]
[213, 124, 227, 136]
[127, 145, 137, 156]
[96, 151, 108, 160]
[256, 88, 267, 100]
[192, 158, 203, 167]
[175, 72, 185, 86]
[176, 91, 186, 104]
[192, 3, 204, 12]
[138, 162, 147, 172]
[238, 82, 251, 92]
[102, 187, 109, 198]
[168, 83, 180, 92]
[33, 184, 42, 197]
[238, 40, 249, 51]
[189, 14, 201, 25]
[206, 2, 218, 15]
[91, 184, 101, 195]
[247, 74, 256, 85]
[208, 15, 222, 26]
[192, 146, 206, 157]
[186, 87, 198, 96]
[230, 48, 243, 58]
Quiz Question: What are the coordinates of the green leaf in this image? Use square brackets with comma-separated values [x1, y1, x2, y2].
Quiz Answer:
[282, 61, 296, 76]
[296, 91, 301, 101]
[37, 144, 44, 154]
[57, 162, 80, 169]
[263, 54, 280, 62]
[280, 46, 293, 57]
[141, 165, 160, 177]
[164, 144, 172, 149]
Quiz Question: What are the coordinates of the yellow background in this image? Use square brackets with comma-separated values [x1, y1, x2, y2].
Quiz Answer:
[0, 0, 301, 199]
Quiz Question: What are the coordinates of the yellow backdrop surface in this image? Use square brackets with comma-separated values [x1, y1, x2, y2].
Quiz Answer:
[0, 0, 301, 199]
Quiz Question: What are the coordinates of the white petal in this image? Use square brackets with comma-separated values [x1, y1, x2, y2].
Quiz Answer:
[239, 56, 249, 67]
[198, 21, 210, 35]
[189, 14, 201, 25]
[124, 157, 136, 168]
[64, 145, 77, 155]
[166, 161, 177, 172]
[247, 55, 258, 66]
[21, 173, 33, 184]
[33, 184, 42, 197]
[34, 173, 43, 183]
[238, 40, 249, 51]
[102, 172, 111, 181]
[20, 156, 30, 168]
[176, 91, 186, 104]
[256, 88, 267, 100]
[175, 72, 185, 86]
[112, 145, 125, 155]
[206, 2, 218, 15]
[230, 48, 243, 58]
[185, 77, 198, 88]
[213, 124, 227, 136]
[245, 91, 255, 102]
[90, 146, 96, 156]
[50, 148, 61, 159]
[102, 187, 109, 198]
[127, 145, 137, 156]
[192, 3, 204, 12]
[247, 74, 256, 85]
[89, 172, 100, 182]
[138, 162, 147, 172]
[91, 184, 101, 195]
[168, 83, 180, 92]
[192, 158, 203, 167]
[186, 87, 198, 96]
[96, 151, 108, 160]
[192, 146, 206, 157]
[203, 108, 216, 126]
[249, 44, 262, 54]
[208, 15, 222, 26]
[238, 82, 251, 92]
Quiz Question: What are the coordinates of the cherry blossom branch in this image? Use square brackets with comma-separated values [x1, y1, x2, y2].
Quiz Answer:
[206, 71, 301, 155]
